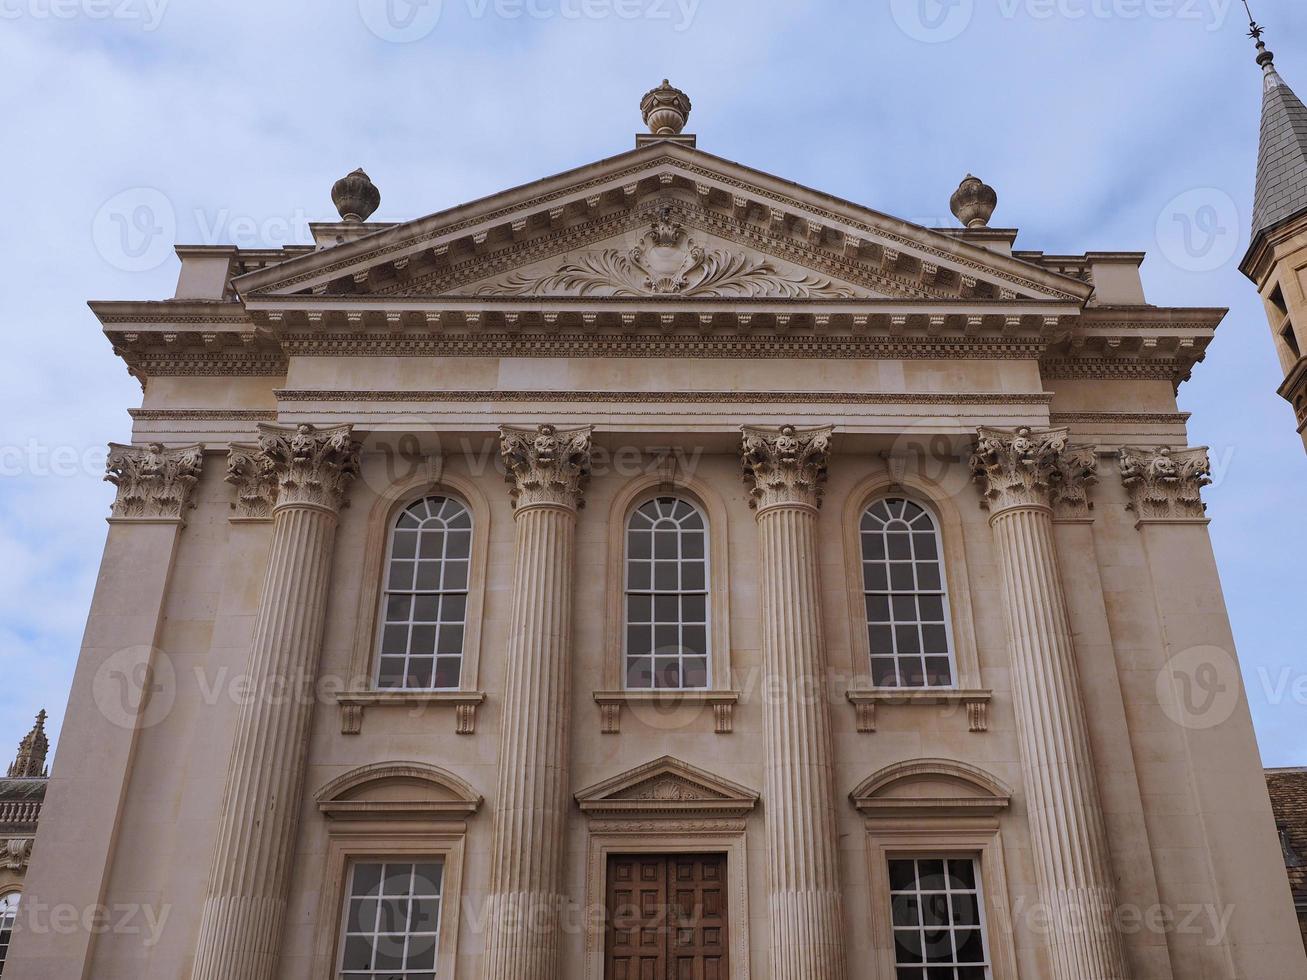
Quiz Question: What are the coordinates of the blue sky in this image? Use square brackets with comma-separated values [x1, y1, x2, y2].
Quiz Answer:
[1, 0, 1304, 764]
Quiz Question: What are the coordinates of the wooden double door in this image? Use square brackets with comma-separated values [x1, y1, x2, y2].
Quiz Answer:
[604, 853, 730, 980]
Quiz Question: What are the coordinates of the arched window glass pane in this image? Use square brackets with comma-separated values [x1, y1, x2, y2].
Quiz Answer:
[377, 496, 472, 690]
[861, 498, 954, 688]
[624, 496, 709, 690]
[0, 892, 18, 975]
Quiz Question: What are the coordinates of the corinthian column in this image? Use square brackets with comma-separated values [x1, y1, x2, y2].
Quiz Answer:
[483, 423, 592, 980]
[741, 424, 846, 980]
[971, 426, 1130, 980]
[191, 424, 359, 980]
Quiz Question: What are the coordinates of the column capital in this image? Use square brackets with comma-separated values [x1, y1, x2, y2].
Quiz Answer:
[104, 442, 204, 521]
[970, 426, 1097, 516]
[257, 423, 360, 514]
[225, 443, 279, 520]
[1118, 445, 1211, 521]
[499, 424, 593, 512]
[741, 424, 833, 512]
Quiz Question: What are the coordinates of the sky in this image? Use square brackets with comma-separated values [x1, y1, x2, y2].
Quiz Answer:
[0, 0, 1304, 765]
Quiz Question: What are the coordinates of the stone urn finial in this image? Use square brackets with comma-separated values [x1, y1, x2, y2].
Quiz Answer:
[331, 168, 381, 223]
[950, 174, 998, 228]
[641, 79, 693, 136]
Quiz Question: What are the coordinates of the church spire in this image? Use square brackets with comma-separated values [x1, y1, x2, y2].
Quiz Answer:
[1245, 5, 1307, 253]
[8, 709, 49, 779]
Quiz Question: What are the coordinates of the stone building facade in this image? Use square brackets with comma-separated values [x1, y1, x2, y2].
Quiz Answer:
[0, 712, 49, 976]
[1266, 767, 1307, 950]
[7, 83, 1307, 979]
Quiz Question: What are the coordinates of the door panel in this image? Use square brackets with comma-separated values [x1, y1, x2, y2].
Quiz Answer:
[606, 854, 729, 980]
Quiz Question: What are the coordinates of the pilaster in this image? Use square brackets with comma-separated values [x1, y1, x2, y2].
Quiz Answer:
[6, 444, 203, 979]
[741, 424, 846, 980]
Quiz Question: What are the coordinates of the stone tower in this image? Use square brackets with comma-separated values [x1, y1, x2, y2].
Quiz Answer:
[1240, 18, 1307, 451]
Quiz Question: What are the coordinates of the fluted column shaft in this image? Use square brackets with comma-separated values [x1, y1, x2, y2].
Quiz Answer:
[483, 423, 591, 980]
[743, 424, 846, 980]
[974, 426, 1130, 980]
[192, 424, 359, 980]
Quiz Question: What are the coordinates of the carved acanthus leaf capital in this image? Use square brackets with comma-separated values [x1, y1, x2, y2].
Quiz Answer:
[105, 442, 204, 520]
[257, 423, 361, 514]
[741, 424, 833, 511]
[1118, 446, 1211, 520]
[499, 424, 593, 511]
[970, 426, 1097, 515]
[225, 443, 280, 520]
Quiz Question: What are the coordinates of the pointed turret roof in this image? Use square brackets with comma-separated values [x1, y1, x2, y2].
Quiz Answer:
[7, 709, 49, 779]
[1248, 16, 1307, 251]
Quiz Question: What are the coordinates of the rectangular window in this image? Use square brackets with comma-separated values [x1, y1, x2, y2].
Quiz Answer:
[339, 860, 444, 979]
[888, 857, 990, 980]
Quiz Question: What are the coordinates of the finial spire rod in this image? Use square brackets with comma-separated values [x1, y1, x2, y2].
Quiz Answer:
[1243, 0, 1276, 72]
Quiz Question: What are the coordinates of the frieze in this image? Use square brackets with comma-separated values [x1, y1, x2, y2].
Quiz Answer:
[275, 388, 1054, 405]
[1049, 412, 1191, 425]
[130, 409, 280, 421]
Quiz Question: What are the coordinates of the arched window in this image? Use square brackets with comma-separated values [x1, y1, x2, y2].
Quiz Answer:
[0, 891, 18, 975]
[377, 496, 472, 690]
[624, 496, 709, 690]
[861, 498, 954, 688]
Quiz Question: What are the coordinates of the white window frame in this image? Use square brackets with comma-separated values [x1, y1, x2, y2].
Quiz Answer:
[621, 495, 712, 692]
[336, 859, 445, 979]
[0, 890, 18, 977]
[374, 495, 473, 692]
[887, 855, 993, 979]
[859, 496, 959, 690]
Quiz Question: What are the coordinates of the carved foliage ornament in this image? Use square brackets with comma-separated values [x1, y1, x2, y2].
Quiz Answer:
[256, 423, 361, 513]
[105, 442, 204, 520]
[1118, 446, 1211, 520]
[479, 209, 857, 299]
[499, 424, 593, 511]
[225, 444, 280, 520]
[970, 426, 1098, 515]
[3, 838, 32, 872]
[741, 424, 833, 511]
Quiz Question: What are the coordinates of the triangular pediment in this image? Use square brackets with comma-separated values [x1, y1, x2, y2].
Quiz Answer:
[575, 756, 759, 818]
[233, 144, 1091, 307]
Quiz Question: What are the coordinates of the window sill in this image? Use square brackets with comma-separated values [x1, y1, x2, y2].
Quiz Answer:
[845, 688, 992, 734]
[336, 691, 487, 736]
[593, 690, 741, 735]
